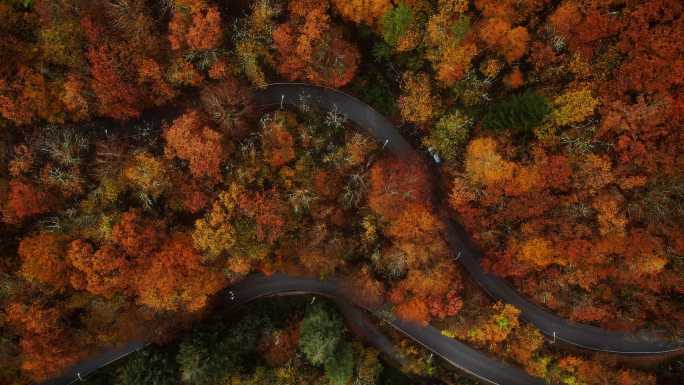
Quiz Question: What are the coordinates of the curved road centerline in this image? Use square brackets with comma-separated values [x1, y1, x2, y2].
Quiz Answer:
[226, 274, 546, 385]
[39, 274, 546, 385]
[254, 83, 684, 355]
[37, 83, 682, 385]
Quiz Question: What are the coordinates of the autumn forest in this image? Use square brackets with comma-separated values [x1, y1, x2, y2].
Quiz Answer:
[0, 0, 683, 385]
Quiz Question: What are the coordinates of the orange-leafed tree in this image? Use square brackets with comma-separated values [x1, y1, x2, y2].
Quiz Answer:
[187, 6, 223, 51]
[67, 240, 131, 298]
[60, 75, 91, 121]
[136, 232, 225, 312]
[18, 233, 69, 291]
[81, 18, 141, 120]
[163, 109, 230, 181]
[272, 0, 360, 87]
[393, 261, 463, 321]
[385, 203, 447, 267]
[425, 1, 478, 86]
[385, 203, 443, 242]
[504, 67, 524, 88]
[169, 6, 224, 52]
[592, 192, 627, 236]
[330, 0, 392, 26]
[502, 26, 530, 64]
[2, 179, 53, 224]
[122, 151, 171, 200]
[345, 266, 386, 309]
[621, 229, 669, 278]
[464, 137, 516, 186]
[6, 303, 81, 381]
[398, 72, 439, 125]
[473, 0, 542, 63]
[261, 113, 296, 168]
[435, 42, 479, 87]
[0, 66, 62, 126]
[137, 58, 176, 106]
[112, 209, 167, 259]
[368, 155, 432, 220]
[237, 188, 288, 245]
[467, 302, 521, 348]
[507, 324, 544, 366]
[394, 297, 430, 326]
[478, 18, 530, 63]
[548, 2, 581, 39]
[399, 262, 460, 300]
[516, 237, 556, 269]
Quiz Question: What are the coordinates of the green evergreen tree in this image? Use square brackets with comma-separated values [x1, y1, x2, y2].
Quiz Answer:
[381, 4, 413, 47]
[177, 314, 267, 385]
[299, 303, 343, 366]
[118, 349, 178, 385]
[177, 329, 228, 385]
[482, 91, 550, 134]
[324, 342, 355, 385]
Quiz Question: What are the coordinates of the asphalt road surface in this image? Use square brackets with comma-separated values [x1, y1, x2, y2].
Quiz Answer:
[39, 274, 546, 385]
[255, 83, 684, 355]
[35, 83, 682, 385]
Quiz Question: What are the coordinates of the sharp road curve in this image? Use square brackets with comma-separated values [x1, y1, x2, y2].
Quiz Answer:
[255, 83, 684, 356]
[37, 83, 683, 385]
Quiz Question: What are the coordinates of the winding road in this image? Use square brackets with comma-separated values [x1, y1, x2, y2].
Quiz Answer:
[254, 83, 684, 355]
[39, 274, 545, 385]
[225, 275, 547, 385]
[36, 83, 683, 385]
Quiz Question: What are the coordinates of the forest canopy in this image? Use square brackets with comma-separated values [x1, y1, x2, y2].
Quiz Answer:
[1, 1, 683, 385]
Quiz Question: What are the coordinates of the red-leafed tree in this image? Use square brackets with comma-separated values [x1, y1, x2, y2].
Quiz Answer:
[187, 7, 223, 51]
[368, 155, 432, 220]
[237, 188, 288, 245]
[168, 171, 212, 214]
[163, 109, 230, 181]
[428, 290, 463, 319]
[257, 323, 301, 367]
[549, 2, 622, 59]
[2, 179, 53, 224]
[169, 6, 224, 52]
[272, 0, 360, 87]
[6, 303, 81, 381]
[112, 209, 167, 259]
[0, 66, 60, 125]
[81, 18, 141, 120]
[18, 233, 69, 291]
[261, 115, 296, 168]
[67, 240, 131, 298]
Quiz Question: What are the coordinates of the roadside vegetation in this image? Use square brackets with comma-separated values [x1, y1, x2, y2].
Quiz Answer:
[1, 1, 683, 385]
[78, 297, 393, 385]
